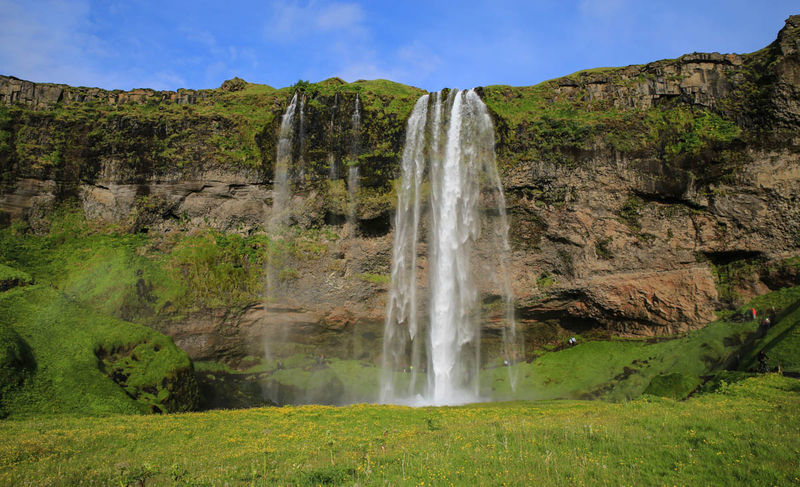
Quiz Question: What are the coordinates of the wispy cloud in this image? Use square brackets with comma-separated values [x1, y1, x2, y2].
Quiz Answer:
[316, 2, 364, 30]
[0, 0, 101, 84]
[265, 0, 366, 42]
[0, 0, 189, 90]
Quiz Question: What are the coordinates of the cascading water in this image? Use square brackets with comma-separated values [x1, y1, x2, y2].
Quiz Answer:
[347, 93, 361, 226]
[381, 89, 520, 406]
[272, 92, 298, 224]
[296, 94, 306, 180]
[328, 92, 339, 180]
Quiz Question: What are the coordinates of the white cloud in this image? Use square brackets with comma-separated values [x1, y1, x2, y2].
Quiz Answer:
[0, 0, 105, 84]
[264, 0, 366, 41]
[335, 40, 441, 88]
[335, 61, 391, 82]
[579, 0, 629, 19]
[181, 27, 218, 49]
[316, 2, 364, 30]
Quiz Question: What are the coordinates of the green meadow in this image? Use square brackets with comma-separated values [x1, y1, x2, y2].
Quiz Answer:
[0, 374, 798, 486]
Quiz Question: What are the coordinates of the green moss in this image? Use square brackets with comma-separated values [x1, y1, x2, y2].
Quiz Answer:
[646, 108, 741, 158]
[536, 272, 554, 290]
[0, 285, 197, 417]
[594, 238, 613, 260]
[0, 106, 12, 157]
[165, 230, 270, 310]
[0, 263, 32, 287]
[617, 195, 643, 231]
[708, 256, 766, 307]
[357, 273, 390, 285]
[643, 372, 702, 399]
[0, 322, 33, 417]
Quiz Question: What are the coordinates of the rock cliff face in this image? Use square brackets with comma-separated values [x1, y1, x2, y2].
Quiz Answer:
[1, 17, 799, 363]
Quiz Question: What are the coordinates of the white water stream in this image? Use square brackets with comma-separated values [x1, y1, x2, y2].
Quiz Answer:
[382, 89, 520, 405]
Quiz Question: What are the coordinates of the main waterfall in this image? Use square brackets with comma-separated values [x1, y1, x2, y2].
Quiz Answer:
[381, 89, 520, 406]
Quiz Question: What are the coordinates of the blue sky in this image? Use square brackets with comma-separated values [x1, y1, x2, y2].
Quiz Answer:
[0, 1, 797, 92]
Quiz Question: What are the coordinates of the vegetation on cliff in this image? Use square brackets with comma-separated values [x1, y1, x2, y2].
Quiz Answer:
[0, 212, 200, 416]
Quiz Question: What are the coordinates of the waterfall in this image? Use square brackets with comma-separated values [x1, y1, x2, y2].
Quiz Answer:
[328, 92, 339, 180]
[297, 94, 306, 180]
[381, 89, 520, 406]
[381, 94, 429, 403]
[347, 93, 361, 227]
[272, 92, 298, 224]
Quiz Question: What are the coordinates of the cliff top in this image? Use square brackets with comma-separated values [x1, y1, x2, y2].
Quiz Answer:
[1, 14, 798, 108]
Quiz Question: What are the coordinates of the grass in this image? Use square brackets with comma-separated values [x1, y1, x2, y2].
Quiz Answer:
[0, 374, 796, 485]
[737, 288, 800, 374]
[357, 273, 390, 285]
[0, 262, 31, 287]
[0, 213, 201, 416]
[0, 284, 197, 416]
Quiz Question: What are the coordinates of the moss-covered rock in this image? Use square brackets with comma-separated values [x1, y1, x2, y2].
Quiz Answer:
[0, 262, 31, 291]
[0, 322, 34, 417]
[643, 372, 702, 400]
[0, 284, 199, 416]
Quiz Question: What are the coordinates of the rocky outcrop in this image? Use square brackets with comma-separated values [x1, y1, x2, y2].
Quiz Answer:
[165, 302, 383, 363]
[552, 52, 743, 110]
[524, 268, 719, 335]
[0, 75, 209, 108]
[771, 14, 800, 127]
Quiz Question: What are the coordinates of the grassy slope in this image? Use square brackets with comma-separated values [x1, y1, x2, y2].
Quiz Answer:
[486, 314, 763, 401]
[738, 287, 800, 374]
[0, 216, 199, 415]
[0, 284, 192, 416]
[0, 374, 796, 486]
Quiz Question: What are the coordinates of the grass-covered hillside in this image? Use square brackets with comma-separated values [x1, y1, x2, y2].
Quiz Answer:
[0, 374, 797, 486]
[0, 209, 201, 417]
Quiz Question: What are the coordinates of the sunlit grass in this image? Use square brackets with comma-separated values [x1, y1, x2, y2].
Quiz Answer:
[0, 374, 797, 486]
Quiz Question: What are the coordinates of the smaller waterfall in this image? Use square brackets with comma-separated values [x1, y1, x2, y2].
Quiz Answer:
[265, 91, 301, 316]
[347, 94, 361, 228]
[295, 94, 306, 182]
[381, 94, 429, 403]
[272, 92, 299, 224]
[328, 92, 339, 180]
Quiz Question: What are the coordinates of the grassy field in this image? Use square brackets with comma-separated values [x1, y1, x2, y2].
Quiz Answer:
[0, 374, 797, 486]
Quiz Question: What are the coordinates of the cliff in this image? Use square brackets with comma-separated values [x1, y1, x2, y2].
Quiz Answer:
[0, 16, 799, 371]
